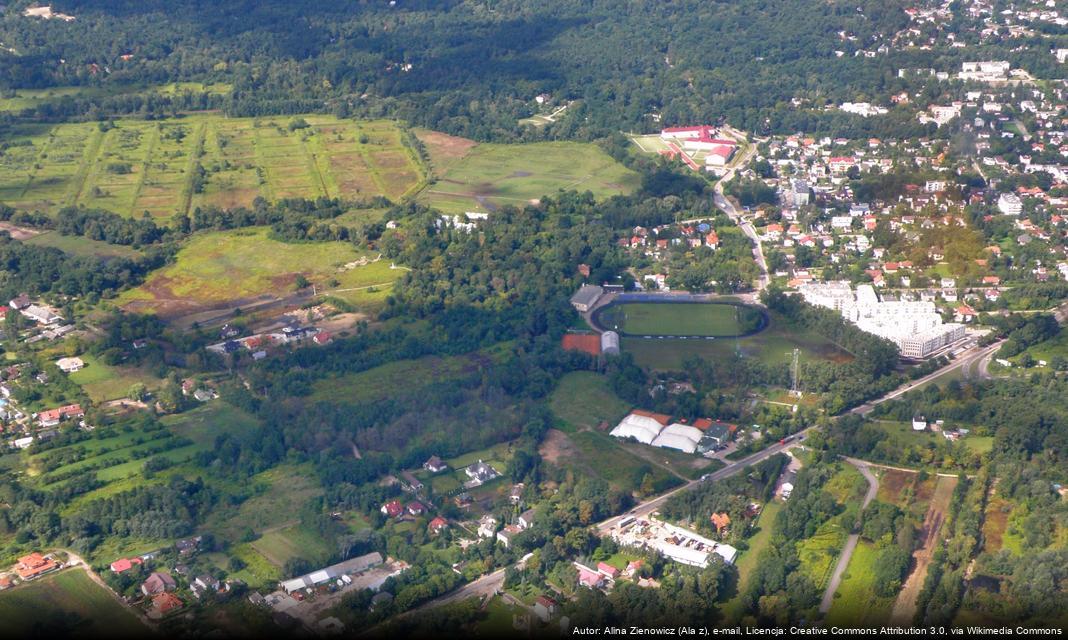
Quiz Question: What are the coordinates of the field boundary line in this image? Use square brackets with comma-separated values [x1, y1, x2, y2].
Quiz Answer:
[68, 126, 106, 206]
[129, 122, 160, 215]
[178, 121, 207, 217]
[18, 125, 59, 199]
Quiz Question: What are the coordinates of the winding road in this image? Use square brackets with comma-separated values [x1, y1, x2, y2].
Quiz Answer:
[818, 458, 878, 614]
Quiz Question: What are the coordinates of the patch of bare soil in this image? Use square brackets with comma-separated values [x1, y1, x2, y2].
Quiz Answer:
[539, 428, 578, 465]
[890, 475, 959, 623]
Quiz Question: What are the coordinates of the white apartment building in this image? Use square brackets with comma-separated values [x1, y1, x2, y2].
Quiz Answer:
[798, 282, 966, 358]
[997, 193, 1023, 216]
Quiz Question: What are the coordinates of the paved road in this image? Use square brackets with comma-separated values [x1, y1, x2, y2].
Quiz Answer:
[819, 458, 878, 614]
[709, 141, 769, 293]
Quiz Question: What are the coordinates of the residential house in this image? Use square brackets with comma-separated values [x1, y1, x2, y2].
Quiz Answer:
[55, 357, 84, 373]
[496, 525, 521, 548]
[477, 515, 498, 539]
[400, 471, 424, 493]
[142, 571, 177, 596]
[191, 574, 221, 599]
[518, 508, 536, 531]
[576, 563, 605, 589]
[710, 512, 731, 535]
[407, 501, 426, 516]
[14, 553, 58, 580]
[534, 596, 558, 622]
[380, 500, 404, 518]
[38, 404, 84, 428]
[423, 456, 448, 473]
[110, 557, 143, 573]
[175, 536, 202, 556]
[912, 416, 928, 431]
[428, 517, 448, 534]
[778, 471, 798, 500]
[596, 562, 620, 581]
[149, 592, 184, 619]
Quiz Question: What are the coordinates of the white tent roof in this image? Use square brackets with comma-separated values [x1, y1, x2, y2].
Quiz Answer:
[651, 423, 703, 453]
[610, 414, 664, 444]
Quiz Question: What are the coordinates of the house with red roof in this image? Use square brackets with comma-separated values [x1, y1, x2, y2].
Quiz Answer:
[596, 562, 619, 580]
[576, 563, 605, 589]
[38, 404, 83, 428]
[14, 552, 58, 580]
[428, 516, 448, 534]
[380, 500, 403, 518]
[110, 557, 143, 573]
[407, 501, 426, 516]
[630, 409, 671, 426]
[313, 332, 332, 346]
[148, 592, 184, 619]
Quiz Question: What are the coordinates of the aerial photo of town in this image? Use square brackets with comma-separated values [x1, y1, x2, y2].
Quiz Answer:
[0, 0, 1066, 638]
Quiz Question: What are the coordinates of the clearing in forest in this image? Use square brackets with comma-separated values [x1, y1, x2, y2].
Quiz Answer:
[419, 141, 640, 214]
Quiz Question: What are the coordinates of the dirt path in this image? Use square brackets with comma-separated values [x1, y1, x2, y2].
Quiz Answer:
[819, 459, 878, 614]
[889, 475, 959, 624]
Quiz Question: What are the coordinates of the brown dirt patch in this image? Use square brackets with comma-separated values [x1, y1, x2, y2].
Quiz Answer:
[0, 222, 44, 240]
[414, 129, 477, 175]
[876, 469, 914, 505]
[982, 497, 1011, 552]
[890, 475, 958, 624]
[539, 428, 578, 465]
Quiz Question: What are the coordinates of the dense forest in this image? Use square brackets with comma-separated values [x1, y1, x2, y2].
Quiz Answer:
[2, 0, 1061, 140]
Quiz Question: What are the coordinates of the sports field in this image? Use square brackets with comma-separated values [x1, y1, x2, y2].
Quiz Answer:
[596, 302, 765, 337]
[0, 568, 146, 637]
[118, 227, 400, 318]
[419, 141, 639, 214]
[0, 115, 423, 219]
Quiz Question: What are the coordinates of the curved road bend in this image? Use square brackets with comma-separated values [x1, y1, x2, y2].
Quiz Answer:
[818, 458, 878, 614]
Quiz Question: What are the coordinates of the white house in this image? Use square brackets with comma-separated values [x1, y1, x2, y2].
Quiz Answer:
[912, 416, 928, 431]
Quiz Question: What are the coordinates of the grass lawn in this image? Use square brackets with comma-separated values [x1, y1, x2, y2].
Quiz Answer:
[252, 524, 334, 569]
[68, 353, 162, 402]
[309, 346, 510, 405]
[161, 401, 261, 446]
[419, 141, 639, 214]
[826, 541, 896, 626]
[597, 302, 762, 337]
[548, 371, 631, 432]
[722, 500, 783, 621]
[118, 227, 394, 318]
[25, 232, 143, 260]
[622, 312, 852, 370]
[565, 430, 681, 494]
[0, 114, 421, 219]
[0, 568, 145, 637]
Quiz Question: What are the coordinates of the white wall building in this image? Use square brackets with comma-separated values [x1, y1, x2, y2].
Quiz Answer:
[798, 282, 966, 359]
[997, 193, 1023, 216]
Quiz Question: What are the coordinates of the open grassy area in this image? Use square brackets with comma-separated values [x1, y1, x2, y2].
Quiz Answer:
[117, 227, 400, 319]
[565, 430, 682, 494]
[621, 312, 852, 370]
[252, 524, 334, 569]
[0, 568, 145, 637]
[797, 520, 848, 591]
[68, 352, 162, 402]
[311, 345, 510, 404]
[0, 115, 422, 219]
[826, 541, 897, 626]
[597, 302, 763, 337]
[722, 500, 784, 621]
[868, 420, 993, 462]
[419, 141, 639, 214]
[548, 371, 631, 432]
[206, 464, 323, 542]
[25, 231, 143, 260]
[161, 401, 262, 447]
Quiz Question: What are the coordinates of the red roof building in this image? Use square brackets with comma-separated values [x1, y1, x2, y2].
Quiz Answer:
[110, 557, 143, 573]
[429, 516, 448, 533]
[15, 553, 58, 580]
[380, 500, 403, 518]
[150, 592, 184, 618]
[596, 561, 619, 579]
